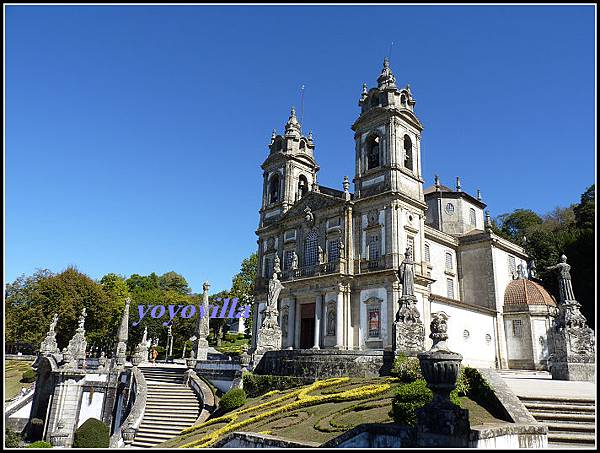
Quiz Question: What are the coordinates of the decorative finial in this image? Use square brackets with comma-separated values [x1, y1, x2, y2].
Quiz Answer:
[485, 210, 492, 230]
[285, 105, 301, 135]
[456, 177, 461, 192]
[271, 129, 276, 140]
[308, 130, 313, 141]
[343, 176, 349, 192]
[476, 188, 482, 200]
[383, 56, 390, 68]
[203, 281, 210, 292]
[362, 83, 367, 95]
[378, 57, 396, 89]
[434, 174, 441, 191]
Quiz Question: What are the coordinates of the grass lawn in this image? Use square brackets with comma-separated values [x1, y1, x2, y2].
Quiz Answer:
[158, 376, 505, 448]
[214, 337, 250, 356]
[5, 360, 35, 401]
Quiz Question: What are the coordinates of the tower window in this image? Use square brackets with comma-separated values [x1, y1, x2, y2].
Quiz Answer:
[404, 135, 413, 171]
[304, 230, 319, 267]
[298, 175, 308, 199]
[368, 234, 380, 261]
[299, 140, 307, 152]
[327, 238, 340, 263]
[366, 135, 381, 170]
[469, 208, 476, 226]
[512, 319, 523, 337]
[400, 93, 407, 107]
[269, 174, 280, 204]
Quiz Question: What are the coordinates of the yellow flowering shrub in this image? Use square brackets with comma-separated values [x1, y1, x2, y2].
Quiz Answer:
[179, 377, 391, 448]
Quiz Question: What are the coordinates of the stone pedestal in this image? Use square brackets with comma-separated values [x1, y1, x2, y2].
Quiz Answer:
[392, 295, 425, 357]
[548, 300, 595, 382]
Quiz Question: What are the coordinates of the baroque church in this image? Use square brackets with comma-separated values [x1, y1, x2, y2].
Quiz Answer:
[250, 59, 557, 371]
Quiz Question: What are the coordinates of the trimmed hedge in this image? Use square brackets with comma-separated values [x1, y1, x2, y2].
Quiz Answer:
[390, 353, 422, 382]
[21, 369, 36, 383]
[391, 379, 461, 426]
[73, 418, 109, 448]
[5, 428, 22, 448]
[219, 388, 247, 412]
[27, 441, 52, 448]
[242, 373, 306, 398]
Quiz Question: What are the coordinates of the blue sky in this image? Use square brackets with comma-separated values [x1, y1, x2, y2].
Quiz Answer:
[5, 5, 596, 294]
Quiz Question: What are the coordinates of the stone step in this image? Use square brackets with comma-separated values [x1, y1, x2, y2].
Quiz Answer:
[546, 422, 596, 433]
[145, 404, 199, 411]
[524, 402, 596, 413]
[530, 412, 595, 423]
[147, 388, 194, 394]
[520, 396, 595, 405]
[139, 418, 195, 427]
[132, 440, 158, 448]
[137, 426, 185, 435]
[547, 432, 596, 444]
[143, 409, 199, 416]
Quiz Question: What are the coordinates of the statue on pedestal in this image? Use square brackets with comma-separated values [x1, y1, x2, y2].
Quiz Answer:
[546, 254, 595, 382]
[40, 313, 59, 355]
[254, 273, 284, 358]
[393, 248, 425, 356]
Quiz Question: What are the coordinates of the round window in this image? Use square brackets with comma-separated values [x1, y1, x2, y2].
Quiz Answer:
[463, 330, 470, 340]
[445, 203, 455, 215]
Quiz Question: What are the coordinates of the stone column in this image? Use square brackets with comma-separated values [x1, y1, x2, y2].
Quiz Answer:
[115, 298, 131, 367]
[193, 282, 210, 361]
[288, 296, 296, 348]
[313, 294, 322, 349]
[335, 289, 344, 349]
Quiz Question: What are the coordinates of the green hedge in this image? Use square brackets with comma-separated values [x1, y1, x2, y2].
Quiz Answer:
[242, 373, 306, 398]
[27, 441, 52, 448]
[461, 367, 510, 421]
[73, 418, 109, 448]
[5, 428, 22, 448]
[391, 379, 461, 426]
[21, 369, 36, 383]
[390, 353, 422, 382]
[219, 388, 247, 412]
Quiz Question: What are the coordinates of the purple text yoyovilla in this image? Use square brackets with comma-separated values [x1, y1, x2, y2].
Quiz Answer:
[132, 297, 250, 327]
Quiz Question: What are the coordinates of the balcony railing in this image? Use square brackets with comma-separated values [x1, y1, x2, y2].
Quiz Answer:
[280, 260, 341, 281]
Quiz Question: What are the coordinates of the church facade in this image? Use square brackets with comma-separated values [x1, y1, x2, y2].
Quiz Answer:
[250, 59, 556, 371]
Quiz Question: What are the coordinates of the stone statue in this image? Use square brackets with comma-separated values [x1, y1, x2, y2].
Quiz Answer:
[318, 245, 325, 264]
[517, 263, 527, 279]
[527, 259, 537, 279]
[78, 307, 87, 330]
[254, 275, 284, 356]
[304, 206, 314, 227]
[327, 307, 336, 336]
[273, 254, 281, 276]
[291, 251, 298, 270]
[429, 311, 450, 352]
[339, 239, 345, 259]
[546, 255, 576, 302]
[393, 247, 425, 355]
[398, 247, 415, 299]
[50, 313, 58, 332]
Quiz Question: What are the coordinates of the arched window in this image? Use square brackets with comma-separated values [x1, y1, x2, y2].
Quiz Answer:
[404, 135, 413, 170]
[269, 174, 280, 204]
[299, 140, 307, 152]
[304, 230, 319, 267]
[400, 93, 407, 107]
[298, 175, 308, 199]
[366, 135, 380, 170]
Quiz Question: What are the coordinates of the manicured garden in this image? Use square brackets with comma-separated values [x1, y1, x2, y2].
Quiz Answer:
[5, 360, 35, 401]
[159, 363, 506, 448]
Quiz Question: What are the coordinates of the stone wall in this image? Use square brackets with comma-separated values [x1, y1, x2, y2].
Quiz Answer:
[254, 349, 394, 379]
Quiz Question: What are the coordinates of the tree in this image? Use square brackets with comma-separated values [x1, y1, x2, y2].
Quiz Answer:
[496, 209, 543, 243]
[159, 271, 191, 295]
[230, 252, 257, 331]
[209, 290, 231, 347]
[574, 184, 595, 231]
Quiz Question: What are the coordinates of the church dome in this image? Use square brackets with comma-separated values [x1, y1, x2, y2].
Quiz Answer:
[504, 278, 557, 307]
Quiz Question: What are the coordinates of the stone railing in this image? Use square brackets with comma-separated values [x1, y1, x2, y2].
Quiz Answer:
[184, 369, 218, 425]
[280, 260, 343, 281]
[109, 367, 147, 448]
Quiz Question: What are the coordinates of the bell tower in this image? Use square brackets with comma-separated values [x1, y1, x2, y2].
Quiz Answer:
[351, 58, 424, 203]
[259, 107, 319, 227]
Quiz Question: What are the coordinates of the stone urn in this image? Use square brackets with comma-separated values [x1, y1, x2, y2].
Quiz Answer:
[122, 424, 137, 445]
[417, 350, 463, 407]
[417, 311, 463, 406]
[131, 353, 143, 367]
[186, 357, 197, 369]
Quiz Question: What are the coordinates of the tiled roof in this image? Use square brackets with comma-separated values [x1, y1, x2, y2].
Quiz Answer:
[503, 278, 557, 307]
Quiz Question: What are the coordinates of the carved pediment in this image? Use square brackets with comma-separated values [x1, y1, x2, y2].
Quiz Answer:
[363, 296, 383, 305]
[279, 191, 345, 224]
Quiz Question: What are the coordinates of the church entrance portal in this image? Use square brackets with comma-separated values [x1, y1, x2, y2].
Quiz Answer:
[300, 303, 315, 349]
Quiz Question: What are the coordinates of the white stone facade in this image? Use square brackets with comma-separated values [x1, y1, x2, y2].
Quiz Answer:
[251, 60, 554, 371]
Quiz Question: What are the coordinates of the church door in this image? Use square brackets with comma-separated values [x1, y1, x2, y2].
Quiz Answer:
[300, 303, 315, 349]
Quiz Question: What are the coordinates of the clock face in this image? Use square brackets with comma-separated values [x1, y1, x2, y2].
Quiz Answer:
[445, 203, 455, 215]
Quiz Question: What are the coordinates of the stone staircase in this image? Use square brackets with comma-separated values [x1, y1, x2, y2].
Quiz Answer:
[519, 396, 596, 449]
[132, 366, 201, 448]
